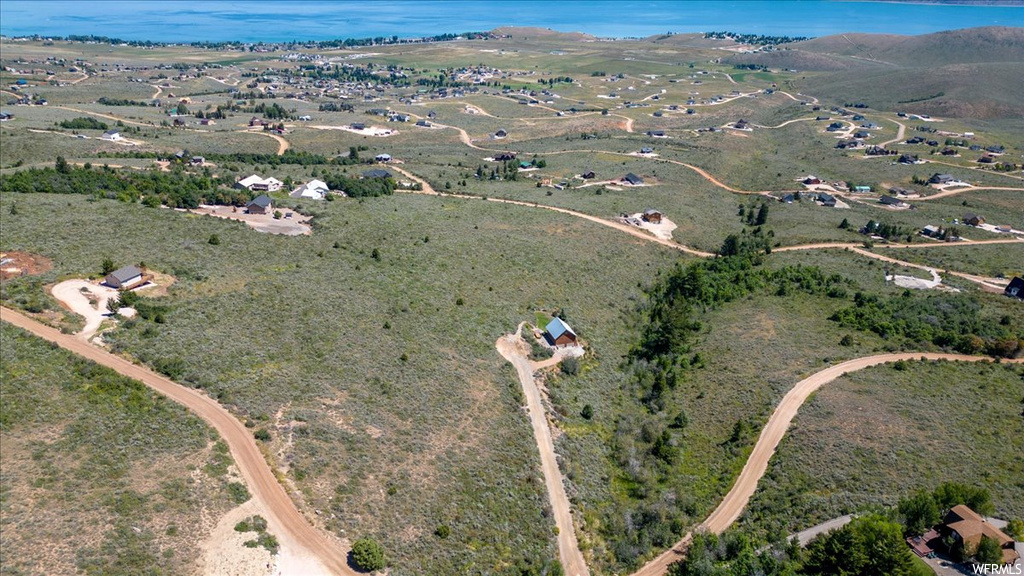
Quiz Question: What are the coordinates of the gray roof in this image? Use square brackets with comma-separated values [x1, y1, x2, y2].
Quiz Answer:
[644, 208, 662, 215]
[623, 173, 643, 184]
[247, 194, 273, 209]
[545, 317, 575, 340]
[362, 169, 392, 178]
[109, 265, 142, 283]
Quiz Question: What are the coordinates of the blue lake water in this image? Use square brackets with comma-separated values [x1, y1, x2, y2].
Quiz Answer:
[0, 1, 1021, 43]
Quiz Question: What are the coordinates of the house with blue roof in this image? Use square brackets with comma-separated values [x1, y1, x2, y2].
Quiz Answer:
[545, 317, 577, 347]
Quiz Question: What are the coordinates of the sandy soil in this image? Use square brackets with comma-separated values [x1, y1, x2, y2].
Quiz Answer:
[0, 307, 356, 575]
[50, 279, 121, 341]
[623, 214, 678, 240]
[310, 125, 396, 137]
[187, 205, 312, 236]
[202, 500, 274, 576]
[497, 324, 588, 576]
[887, 268, 943, 290]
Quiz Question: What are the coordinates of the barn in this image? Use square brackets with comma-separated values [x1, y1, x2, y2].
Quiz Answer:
[545, 317, 577, 347]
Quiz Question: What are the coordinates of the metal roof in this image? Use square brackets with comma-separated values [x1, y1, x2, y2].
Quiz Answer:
[545, 317, 575, 340]
[109, 265, 142, 283]
[248, 194, 272, 208]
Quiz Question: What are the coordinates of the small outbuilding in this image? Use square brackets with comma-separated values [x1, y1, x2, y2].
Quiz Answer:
[545, 317, 577, 347]
[642, 208, 663, 224]
[104, 265, 144, 290]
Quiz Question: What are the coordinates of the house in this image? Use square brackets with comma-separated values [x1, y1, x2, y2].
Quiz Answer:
[898, 154, 919, 165]
[544, 317, 577, 347]
[642, 208, 663, 224]
[826, 122, 843, 132]
[779, 193, 796, 204]
[854, 185, 872, 193]
[734, 119, 749, 129]
[0, 112, 12, 121]
[920, 225, 941, 237]
[199, 118, 215, 126]
[493, 129, 508, 139]
[190, 156, 205, 165]
[100, 130, 122, 141]
[362, 169, 392, 179]
[248, 116, 263, 127]
[622, 173, 644, 186]
[929, 173, 955, 185]
[415, 119, 431, 127]
[803, 176, 821, 185]
[298, 115, 312, 121]
[246, 194, 273, 214]
[290, 179, 330, 200]
[235, 175, 281, 192]
[104, 265, 144, 290]
[880, 195, 908, 208]
[964, 213, 985, 226]
[493, 152, 517, 161]
[350, 122, 366, 130]
[1005, 277, 1024, 300]
[818, 193, 837, 207]
[581, 170, 596, 179]
[640, 147, 654, 154]
[646, 130, 666, 137]
[375, 153, 392, 163]
[427, 110, 437, 119]
[940, 505, 1020, 565]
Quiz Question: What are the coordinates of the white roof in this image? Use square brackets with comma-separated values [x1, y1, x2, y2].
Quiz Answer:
[290, 179, 329, 199]
[238, 174, 266, 187]
[263, 177, 283, 187]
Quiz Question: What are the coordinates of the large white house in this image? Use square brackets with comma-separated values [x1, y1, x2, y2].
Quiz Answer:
[100, 130, 122, 141]
[235, 174, 282, 192]
[290, 179, 330, 200]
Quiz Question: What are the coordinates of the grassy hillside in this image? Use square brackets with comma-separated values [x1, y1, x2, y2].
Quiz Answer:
[0, 323, 238, 576]
[739, 359, 1024, 541]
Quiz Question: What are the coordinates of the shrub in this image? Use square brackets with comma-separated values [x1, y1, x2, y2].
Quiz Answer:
[350, 537, 386, 571]
[580, 404, 594, 420]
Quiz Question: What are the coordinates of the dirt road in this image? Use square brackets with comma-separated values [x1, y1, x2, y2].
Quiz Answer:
[632, 352, 1021, 576]
[242, 129, 290, 155]
[0, 307, 355, 576]
[50, 279, 119, 341]
[496, 325, 589, 576]
[54, 106, 152, 127]
[879, 118, 906, 147]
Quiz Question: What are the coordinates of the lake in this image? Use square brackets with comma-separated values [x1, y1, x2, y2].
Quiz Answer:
[0, 1, 1021, 43]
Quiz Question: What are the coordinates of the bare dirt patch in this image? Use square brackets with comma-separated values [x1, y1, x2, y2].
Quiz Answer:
[0, 251, 52, 280]
[185, 205, 312, 236]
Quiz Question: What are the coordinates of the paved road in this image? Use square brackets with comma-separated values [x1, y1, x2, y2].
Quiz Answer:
[496, 325, 590, 576]
[0, 307, 355, 575]
[630, 352, 1021, 576]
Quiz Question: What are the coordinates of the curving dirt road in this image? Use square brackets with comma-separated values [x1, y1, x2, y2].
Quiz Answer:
[631, 352, 1022, 576]
[240, 128, 290, 155]
[497, 325, 589, 576]
[878, 117, 906, 147]
[0, 307, 355, 576]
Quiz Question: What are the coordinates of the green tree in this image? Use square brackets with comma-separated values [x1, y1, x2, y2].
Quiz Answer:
[975, 535, 1003, 565]
[1006, 519, 1024, 541]
[101, 257, 116, 276]
[580, 404, 594, 420]
[55, 155, 71, 174]
[805, 514, 914, 576]
[208, 234, 221, 245]
[898, 490, 940, 536]
[176, 102, 189, 115]
[755, 203, 769, 226]
[839, 218, 850, 229]
[933, 482, 994, 516]
[350, 537, 386, 571]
